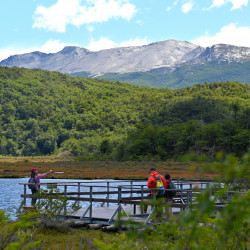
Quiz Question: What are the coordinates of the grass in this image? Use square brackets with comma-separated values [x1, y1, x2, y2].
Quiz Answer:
[33, 228, 108, 250]
[0, 156, 217, 180]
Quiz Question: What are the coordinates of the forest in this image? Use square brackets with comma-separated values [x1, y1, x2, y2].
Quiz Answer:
[0, 66, 249, 159]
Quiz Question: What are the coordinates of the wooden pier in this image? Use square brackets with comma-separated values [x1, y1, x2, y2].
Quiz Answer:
[20, 180, 243, 226]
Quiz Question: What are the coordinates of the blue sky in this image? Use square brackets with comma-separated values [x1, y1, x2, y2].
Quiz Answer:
[0, 0, 250, 61]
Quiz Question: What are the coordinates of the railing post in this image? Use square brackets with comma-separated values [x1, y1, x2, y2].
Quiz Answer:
[187, 191, 192, 210]
[37, 184, 41, 206]
[153, 189, 156, 200]
[78, 182, 80, 206]
[64, 185, 67, 216]
[141, 185, 144, 201]
[186, 191, 189, 207]
[118, 186, 122, 214]
[24, 184, 27, 206]
[107, 182, 110, 207]
[180, 189, 184, 211]
[130, 181, 133, 197]
[190, 190, 193, 205]
[90, 186, 93, 222]
[140, 185, 144, 215]
[151, 189, 157, 214]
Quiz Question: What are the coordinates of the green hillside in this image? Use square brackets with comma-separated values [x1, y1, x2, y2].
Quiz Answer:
[71, 61, 250, 89]
[0, 66, 249, 159]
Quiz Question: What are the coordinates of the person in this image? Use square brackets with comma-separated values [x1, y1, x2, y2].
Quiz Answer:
[147, 167, 165, 196]
[164, 173, 171, 189]
[164, 173, 174, 200]
[30, 168, 53, 206]
[143, 167, 166, 213]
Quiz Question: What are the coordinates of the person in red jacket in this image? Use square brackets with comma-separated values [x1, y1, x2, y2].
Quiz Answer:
[143, 167, 166, 213]
[164, 173, 175, 202]
[147, 167, 166, 195]
[164, 173, 171, 190]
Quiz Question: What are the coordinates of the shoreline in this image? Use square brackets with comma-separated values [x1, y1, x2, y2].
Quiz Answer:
[0, 156, 217, 180]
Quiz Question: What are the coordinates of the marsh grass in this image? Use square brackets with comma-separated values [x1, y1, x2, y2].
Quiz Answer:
[33, 228, 104, 250]
[0, 156, 214, 180]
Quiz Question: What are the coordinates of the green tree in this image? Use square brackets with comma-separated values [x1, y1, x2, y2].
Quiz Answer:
[99, 139, 112, 154]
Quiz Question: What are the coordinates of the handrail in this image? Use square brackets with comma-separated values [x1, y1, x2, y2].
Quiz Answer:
[20, 180, 246, 212]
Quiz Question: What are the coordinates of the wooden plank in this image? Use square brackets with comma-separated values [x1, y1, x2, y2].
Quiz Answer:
[71, 205, 181, 220]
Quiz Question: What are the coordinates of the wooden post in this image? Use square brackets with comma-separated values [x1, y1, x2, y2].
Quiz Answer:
[64, 185, 67, 216]
[180, 189, 183, 211]
[24, 184, 27, 206]
[78, 182, 80, 206]
[107, 182, 110, 207]
[37, 184, 41, 206]
[90, 186, 93, 222]
[141, 185, 144, 201]
[190, 190, 193, 206]
[140, 185, 144, 215]
[118, 186, 122, 215]
[152, 189, 156, 213]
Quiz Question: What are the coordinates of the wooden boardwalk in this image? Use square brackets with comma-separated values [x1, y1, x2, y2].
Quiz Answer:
[19, 179, 242, 226]
[70, 204, 181, 224]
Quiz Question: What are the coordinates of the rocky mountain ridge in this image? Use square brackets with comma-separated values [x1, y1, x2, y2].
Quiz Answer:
[1, 40, 250, 77]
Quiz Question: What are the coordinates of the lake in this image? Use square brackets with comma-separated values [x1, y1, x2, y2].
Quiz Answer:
[0, 178, 147, 220]
[0, 178, 204, 220]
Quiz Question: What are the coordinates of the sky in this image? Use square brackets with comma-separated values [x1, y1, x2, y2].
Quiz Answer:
[0, 0, 250, 61]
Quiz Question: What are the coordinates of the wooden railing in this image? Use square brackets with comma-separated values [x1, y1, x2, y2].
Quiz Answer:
[20, 180, 245, 224]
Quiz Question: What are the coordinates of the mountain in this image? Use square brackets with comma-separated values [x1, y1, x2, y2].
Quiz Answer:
[1, 40, 250, 88]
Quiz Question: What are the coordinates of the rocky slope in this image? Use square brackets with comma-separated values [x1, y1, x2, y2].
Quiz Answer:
[1, 40, 250, 88]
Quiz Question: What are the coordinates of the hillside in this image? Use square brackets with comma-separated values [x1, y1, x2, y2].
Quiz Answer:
[86, 61, 250, 89]
[0, 66, 249, 159]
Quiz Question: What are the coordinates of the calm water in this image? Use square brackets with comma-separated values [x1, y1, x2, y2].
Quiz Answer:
[0, 178, 147, 220]
[0, 178, 201, 220]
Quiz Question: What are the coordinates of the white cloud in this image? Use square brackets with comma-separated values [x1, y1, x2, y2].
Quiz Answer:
[0, 48, 16, 61]
[0, 39, 74, 61]
[181, 2, 193, 13]
[39, 39, 73, 53]
[87, 25, 94, 32]
[210, 0, 226, 8]
[33, 0, 137, 32]
[191, 23, 250, 47]
[210, 0, 248, 10]
[87, 37, 150, 51]
[0, 37, 150, 61]
[119, 38, 150, 47]
[135, 20, 143, 25]
[87, 37, 117, 51]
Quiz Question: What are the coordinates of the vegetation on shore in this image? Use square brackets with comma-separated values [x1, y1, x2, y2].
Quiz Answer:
[1, 153, 249, 249]
[0, 66, 249, 160]
[0, 156, 213, 179]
